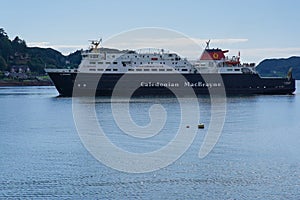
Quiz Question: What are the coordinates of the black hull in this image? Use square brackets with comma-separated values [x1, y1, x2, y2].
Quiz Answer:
[47, 72, 296, 97]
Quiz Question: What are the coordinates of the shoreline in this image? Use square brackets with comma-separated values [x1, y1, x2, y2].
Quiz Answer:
[0, 80, 53, 87]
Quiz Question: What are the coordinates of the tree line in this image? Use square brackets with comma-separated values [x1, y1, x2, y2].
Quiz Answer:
[0, 28, 81, 74]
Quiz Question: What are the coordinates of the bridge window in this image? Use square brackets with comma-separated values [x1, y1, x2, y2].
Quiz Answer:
[90, 55, 98, 58]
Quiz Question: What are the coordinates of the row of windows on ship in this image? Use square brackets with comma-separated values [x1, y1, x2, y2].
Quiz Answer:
[84, 53, 181, 60]
[87, 68, 189, 72]
[88, 61, 187, 65]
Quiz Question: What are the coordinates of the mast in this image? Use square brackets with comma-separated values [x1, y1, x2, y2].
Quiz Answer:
[89, 38, 102, 50]
[205, 40, 211, 49]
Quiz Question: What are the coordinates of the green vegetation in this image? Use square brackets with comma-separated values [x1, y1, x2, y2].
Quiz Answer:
[0, 28, 81, 74]
[256, 57, 300, 79]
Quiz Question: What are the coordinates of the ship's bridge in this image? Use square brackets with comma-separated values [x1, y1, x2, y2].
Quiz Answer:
[194, 43, 257, 74]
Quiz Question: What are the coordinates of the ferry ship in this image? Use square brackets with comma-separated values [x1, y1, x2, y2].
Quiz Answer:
[45, 40, 296, 97]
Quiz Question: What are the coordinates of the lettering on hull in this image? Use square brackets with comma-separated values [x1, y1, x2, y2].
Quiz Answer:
[140, 81, 222, 88]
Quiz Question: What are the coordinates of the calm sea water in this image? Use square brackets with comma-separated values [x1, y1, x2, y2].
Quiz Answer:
[0, 82, 300, 199]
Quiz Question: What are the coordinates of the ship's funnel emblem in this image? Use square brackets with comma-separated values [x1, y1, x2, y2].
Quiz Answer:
[213, 53, 219, 59]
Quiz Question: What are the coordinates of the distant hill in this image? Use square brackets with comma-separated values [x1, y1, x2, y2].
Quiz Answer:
[0, 28, 129, 75]
[256, 57, 300, 80]
[0, 28, 81, 74]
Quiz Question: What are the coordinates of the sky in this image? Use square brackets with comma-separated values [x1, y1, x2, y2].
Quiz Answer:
[1, 0, 300, 63]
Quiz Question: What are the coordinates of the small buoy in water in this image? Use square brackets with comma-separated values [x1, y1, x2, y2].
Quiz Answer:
[198, 123, 204, 129]
[186, 125, 190, 128]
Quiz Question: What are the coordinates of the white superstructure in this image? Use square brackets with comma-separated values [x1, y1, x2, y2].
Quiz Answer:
[46, 40, 257, 75]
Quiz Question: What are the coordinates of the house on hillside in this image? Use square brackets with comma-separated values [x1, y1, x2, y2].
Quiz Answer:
[10, 65, 30, 73]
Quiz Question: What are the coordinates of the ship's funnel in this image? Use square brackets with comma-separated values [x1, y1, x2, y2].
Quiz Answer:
[200, 49, 226, 60]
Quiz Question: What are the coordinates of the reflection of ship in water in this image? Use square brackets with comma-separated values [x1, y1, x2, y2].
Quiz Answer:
[45, 40, 295, 96]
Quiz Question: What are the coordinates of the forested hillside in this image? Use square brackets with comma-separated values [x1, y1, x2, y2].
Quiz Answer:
[0, 28, 81, 74]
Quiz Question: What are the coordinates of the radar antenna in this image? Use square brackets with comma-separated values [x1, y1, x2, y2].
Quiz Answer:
[89, 38, 102, 49]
